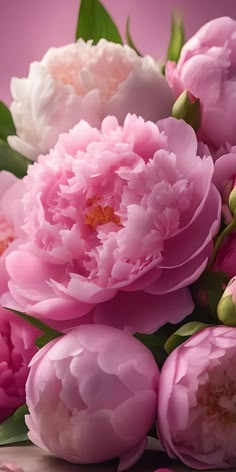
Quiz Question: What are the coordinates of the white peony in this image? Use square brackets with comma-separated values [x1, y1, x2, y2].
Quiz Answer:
[8, 39, 173, 160]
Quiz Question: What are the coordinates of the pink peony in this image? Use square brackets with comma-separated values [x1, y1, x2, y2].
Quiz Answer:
[0, 171, 21, 297]
[8, 39, 173, 160]
[157, 326, 236, 469]
[214, 151, 236, 197]
[25, 324, 159, 470]
[213, 150, 236, 224]
[166, 17, 236, 150]
[0, 171, 18, 257]
[0, 307, 38, 423]
[2, 115, 221, 333]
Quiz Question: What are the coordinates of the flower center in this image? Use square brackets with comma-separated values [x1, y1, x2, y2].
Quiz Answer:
[197, 372, 236, 425]
[0, 237, 14, 256]
[85, 196, 121, 230]
[0, 216, 14, 256]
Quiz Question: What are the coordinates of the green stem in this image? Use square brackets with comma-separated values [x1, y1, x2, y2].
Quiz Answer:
[208, 216, 236, 270]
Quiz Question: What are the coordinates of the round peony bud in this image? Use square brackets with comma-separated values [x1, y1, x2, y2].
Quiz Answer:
[0, 307, 38, 423]
[8, 39, 173, 160]
[26, 325, 158, 470]
[157, 326, 236, 469]
[217, 277, 236, 326]
[166, 17, 236, 150]
[3, 115, 221, 334]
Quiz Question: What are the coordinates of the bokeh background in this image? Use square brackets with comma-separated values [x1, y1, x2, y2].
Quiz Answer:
[1, 0, 236, 104]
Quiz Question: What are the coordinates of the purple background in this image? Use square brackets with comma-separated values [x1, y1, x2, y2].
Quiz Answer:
[1, 0, 236, 104]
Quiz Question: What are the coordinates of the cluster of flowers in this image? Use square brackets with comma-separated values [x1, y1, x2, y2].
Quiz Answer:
[1, 5, 236, 471]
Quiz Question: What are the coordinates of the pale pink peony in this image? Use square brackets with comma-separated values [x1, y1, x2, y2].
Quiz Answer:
[166, 17, 236, 150]
[25, 324, 159, 470]
[2, 115, 221, 333]
[8, 39, 173, 160]
[157, 326, 236, 469]
[0, 307, 38, 423]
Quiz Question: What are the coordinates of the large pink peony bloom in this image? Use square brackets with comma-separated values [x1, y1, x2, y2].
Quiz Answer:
[8, 39, 173, 160]
[158, 326, 236, 469]
[166, 17, 236, 151]
[3, 115, 221, 333]
[26, 324, 159, 470]
[0, 307, 38, 423]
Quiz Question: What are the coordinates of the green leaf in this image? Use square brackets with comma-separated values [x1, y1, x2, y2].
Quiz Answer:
[134, 332, 168, 368]
[125, 17, 141, 56]
[165, 321, 212, 354]
[0, 140, 30, 178]
[198, 271, 229, 318]
[0, 404, 29, 446]
[76, 0, 122, 44]
[4, 307, 63, 341]
[0, 101, 16, 141]
[35, 333, 60, 349]
[167, 11, 185, 63]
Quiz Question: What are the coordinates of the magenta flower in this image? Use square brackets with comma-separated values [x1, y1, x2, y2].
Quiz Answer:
[26, 324, 159, 470]
[3, 115, 221, 333]
[213, 233, 236, 278]
[158, 326, 236, 469]
[166, 17, 236, 150]
[0, 307, 38, 423]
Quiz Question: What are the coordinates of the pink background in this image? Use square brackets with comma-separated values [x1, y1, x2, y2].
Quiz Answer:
[1, 0, 236, 104]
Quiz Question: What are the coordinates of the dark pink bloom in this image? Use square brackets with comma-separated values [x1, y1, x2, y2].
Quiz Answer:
[0, 308, 38, 423]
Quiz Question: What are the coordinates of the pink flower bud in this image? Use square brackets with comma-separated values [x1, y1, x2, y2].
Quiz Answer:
[26, 325, 159, 470]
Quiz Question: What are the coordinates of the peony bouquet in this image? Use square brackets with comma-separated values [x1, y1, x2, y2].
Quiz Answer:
[1, 1, 236, 471]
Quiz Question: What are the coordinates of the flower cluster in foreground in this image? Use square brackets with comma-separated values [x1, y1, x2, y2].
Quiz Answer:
[1, 5, 236, 472]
